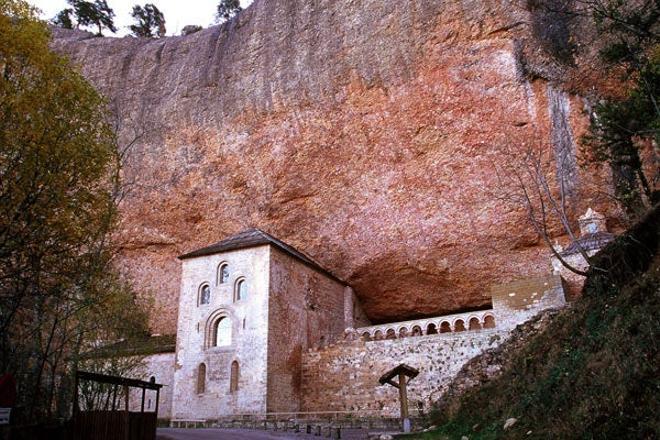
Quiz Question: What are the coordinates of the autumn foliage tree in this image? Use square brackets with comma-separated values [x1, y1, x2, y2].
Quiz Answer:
[0, 0, 147, 421]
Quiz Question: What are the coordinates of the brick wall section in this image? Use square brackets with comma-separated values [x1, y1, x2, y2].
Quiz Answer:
[267, 247, 347, 412]
[300, 330, 507, 416]
[171, 246, 271, 419]
[344, 286, 371, 329]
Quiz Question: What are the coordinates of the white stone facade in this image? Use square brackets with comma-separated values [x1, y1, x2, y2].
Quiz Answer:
[172, 245, 271, 419]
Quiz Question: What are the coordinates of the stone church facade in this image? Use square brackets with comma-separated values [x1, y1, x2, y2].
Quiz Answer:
[127, 210, 609, 422]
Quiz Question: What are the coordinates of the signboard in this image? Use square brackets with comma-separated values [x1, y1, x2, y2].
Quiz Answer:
[0, 408, 10, 425]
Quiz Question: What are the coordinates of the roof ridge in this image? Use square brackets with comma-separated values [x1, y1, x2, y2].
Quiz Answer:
[177, 228, 346, 285]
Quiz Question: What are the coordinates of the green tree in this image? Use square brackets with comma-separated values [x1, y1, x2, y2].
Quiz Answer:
[52, 8, 74, 29]
[0, 0, 147, 421]
[53, 0, 117, 36]
[130, 3, 166, 38]
[216, 0, 241, 23]
[576, 0, 660, 218]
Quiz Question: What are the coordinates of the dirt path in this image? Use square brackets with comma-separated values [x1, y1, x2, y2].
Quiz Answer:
[157, 427, 374, 440]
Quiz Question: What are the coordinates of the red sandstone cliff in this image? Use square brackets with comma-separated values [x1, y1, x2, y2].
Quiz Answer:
[50, 0, 618, 333]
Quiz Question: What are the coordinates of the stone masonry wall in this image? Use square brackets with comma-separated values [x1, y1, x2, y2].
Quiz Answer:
[301, 330, 507, 417]
[300, 275, 566, 417]
[128, 352, 175, 420]
[171, 245, 271, 419]
[490, 274, 566, 329]
[267, 248, 347, 412]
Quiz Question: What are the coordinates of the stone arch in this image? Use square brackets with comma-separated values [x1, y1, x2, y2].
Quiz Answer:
[205, 309, 235, 348]
[454, 319, 466, 332]
[362, 331, 371, 341]
[230, 360, 239, 393]
[374, 330, 384, 340]
[198, 282, 211, 306]
[196, 363, 206, 394]
[385, 328, 396, 339]
[217, 262, 229, 285]
[483, 314, 496, 329]
[427, 323, 438, 335]
[468, 316, 482, 331]
[411, 325, 423, 336]
[440, 321, 452, 333]
[398, 327, 409, 338]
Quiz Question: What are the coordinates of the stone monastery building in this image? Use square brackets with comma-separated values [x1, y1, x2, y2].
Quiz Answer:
[123, 211, 610, 423]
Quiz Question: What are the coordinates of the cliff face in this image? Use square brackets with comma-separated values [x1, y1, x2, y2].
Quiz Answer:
[50, 0, 615, 333]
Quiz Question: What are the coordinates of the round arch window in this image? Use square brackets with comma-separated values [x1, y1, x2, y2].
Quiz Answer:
[214, 317, 232, 347]
[235, 279, 247, 301]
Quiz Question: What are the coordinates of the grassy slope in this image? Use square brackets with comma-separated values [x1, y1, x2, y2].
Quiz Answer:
[417, 206, 660, 440]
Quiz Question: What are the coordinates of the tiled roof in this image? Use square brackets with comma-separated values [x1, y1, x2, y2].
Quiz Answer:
[561, 231, 615, 256]
[82, 334, 176, 359]
[178, 228, 346, 284]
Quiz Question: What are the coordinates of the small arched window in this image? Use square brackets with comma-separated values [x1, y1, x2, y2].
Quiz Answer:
[385, 329, 396, 339]
[484, 315, 496, 329]
[411, 326, 423, 336]
[454, 319, 466, 332]
[214, 317, 232, 347]
[427, 323, 438, 335]
[197, 363, 206, 394]
[199, 284, 211, 305]
[440, 321, 452, 333]
[217, 263, 229, 285]
[469, 317, 482, 331]
[230, 361, 239, 393]
[235, 279, 247, 301]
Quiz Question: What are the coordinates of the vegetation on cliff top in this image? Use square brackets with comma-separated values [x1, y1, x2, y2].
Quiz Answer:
[418, 205, 660, 439]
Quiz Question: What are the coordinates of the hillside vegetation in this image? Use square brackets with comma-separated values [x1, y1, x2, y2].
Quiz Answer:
[418, 206, 660, 439]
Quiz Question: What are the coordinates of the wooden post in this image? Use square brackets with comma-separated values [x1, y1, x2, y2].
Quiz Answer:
[124, 385, 129, 411]
[378, 364, 418, 434]
[398, 372, 410, 433]
[123, 385, 130, 440]
[72, 372, 79, 419]
[141, 387, 146, 412]
[155, 388, 160, 415]
[112, 384, 118, 411]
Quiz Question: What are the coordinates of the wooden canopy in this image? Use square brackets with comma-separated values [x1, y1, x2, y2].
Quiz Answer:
[76, 371, 163, 391]
[378, 364, 419, 388]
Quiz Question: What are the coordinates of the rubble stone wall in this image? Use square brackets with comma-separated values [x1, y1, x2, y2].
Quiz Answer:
[300, 276, 566, 417]
[300, 330, 507, 416]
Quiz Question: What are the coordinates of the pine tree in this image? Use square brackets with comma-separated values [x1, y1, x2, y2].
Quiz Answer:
[216, 0, 241, 23]
[53, 0, 117, 36]
[130, 3, 166, 38]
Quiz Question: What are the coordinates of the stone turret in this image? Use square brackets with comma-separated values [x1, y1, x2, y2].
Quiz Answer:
[551, 208, 614, 299]
[578, 208, 607, 235]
